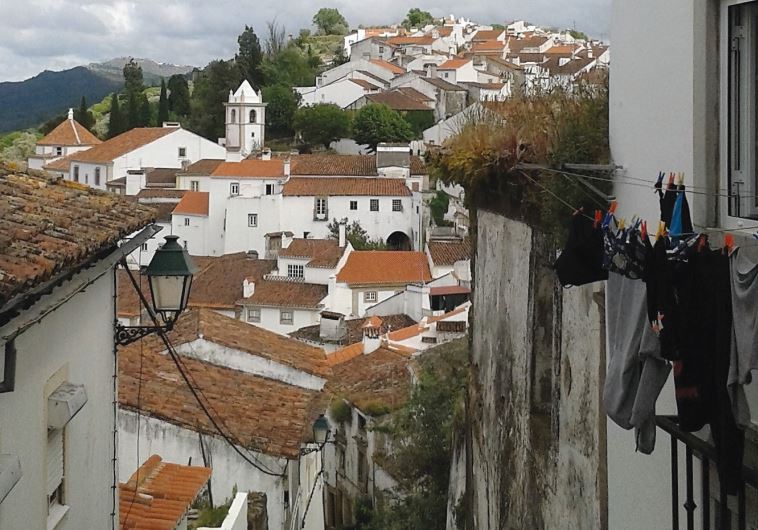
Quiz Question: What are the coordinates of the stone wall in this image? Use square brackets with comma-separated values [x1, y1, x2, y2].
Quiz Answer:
[448, 209, 606, 529]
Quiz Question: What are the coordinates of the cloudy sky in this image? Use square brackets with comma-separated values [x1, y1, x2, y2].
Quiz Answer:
[0, 0, 610, 82]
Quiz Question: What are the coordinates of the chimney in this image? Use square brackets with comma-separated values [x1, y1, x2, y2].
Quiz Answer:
[284, 158, 291, 177]
[261, 148, 272, 161]
[243, 278, 255, 298]
[67, 108, 74, 121]
[427, 64, 438, 78]
[362, 325, 382, 355]
[338, 223, 346, 248]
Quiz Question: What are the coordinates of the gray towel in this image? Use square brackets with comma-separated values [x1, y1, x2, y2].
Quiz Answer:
[728, 248, 758, 426]
[605, 273, 671, 454]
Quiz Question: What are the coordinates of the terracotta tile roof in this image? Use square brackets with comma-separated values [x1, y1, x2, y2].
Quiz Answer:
[386, 36, 434, 47]
[429, 26, 453, 37]
[336, 251, 431, 286]
[439, 58, 472, 70]
[144, 167, 179, 187]
[427, 239, 471, 265]
[471, 40, 506, 53]
[545, 44, 580, 55]
[365, 91, 432, 111]
[241, 280, 327, 309]
[188, 253, 275, 310]
[177, 158, 223, 176]
[388, 323, 425, 341]
[363, 315, 383, 328]
[430, 285, 470, 296]
[368, 59, 406, 75]
[37, 118, 101, 147]
[427, 303, 469, 323]
[508, 36, 550, 53]
[119, 455, 211, 530]
[291, 155, 377, 176]
[118, 318, 326, 458]
[396, 87, 435, 102]
[172, 191, 208, 216]
[328, 347, 412, 413]
[513, 53, 547, 64]
[279, 238, 345, 268]
[326, 342, 364, 366]
[484, 56, 523, 70]
[355, 70, 391, 87]
[212, 160, 285, 178]
[543, 56, 596, 76]
[422, 77, 468, 91]
[0, 164, 155, 312]
[472, 29, 505, 42]
[349, 78, 380, 90]
[290, 314, 417, 345]
[282, 177, 412, 197]
[116, 269, 141, 318]
[463, 82, 506, 90]
[136, 189, 186, 200]
[42, 153, 76, 172]
[69, 127, 176, 164]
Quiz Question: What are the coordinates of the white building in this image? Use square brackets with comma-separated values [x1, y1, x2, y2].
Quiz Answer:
[44, 124, 225, 193]
[223, 80, 267, 161]
[0, 164, 155, 530]
[296, 76, 382, 109]
[437, 58, 479, 84]
[118, 308, 330, 530]
[27, 109, 101, 170]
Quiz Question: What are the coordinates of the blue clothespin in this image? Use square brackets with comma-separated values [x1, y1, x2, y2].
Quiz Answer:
[752, 231, 758, 242]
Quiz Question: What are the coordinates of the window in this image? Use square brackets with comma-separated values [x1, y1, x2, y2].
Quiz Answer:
[231, 109, 236, 123]
[288, 264, 304, 278]
[55, 146, 62, 156]
[178, 147, 187, 158]
[370, 199, 379, 211]
[230, 182, 240, 196]
[141, 243, 148, 251]
[727, 1, 758, 217]
[73, 166, 79, 182]
[280, 310, 294, 325]
[249, 109, 257, 123]
[94, 167, 101, 186]
[248, 213, 258, 227]
[184, 217, 190, 226]
[265, 183, 275, 195]
[392, 199, 402, 211]
[315, 197, 328, 219]
[364, 291, 378, 303]
[183, 240, 188, 250]
[247, 308, 261, 323]
[379, 46, 385, 53]
[190, 180, 199, 192]
[350, 200, 358, 210]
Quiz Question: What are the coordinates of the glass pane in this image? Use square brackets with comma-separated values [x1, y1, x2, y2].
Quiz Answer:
[151, 275, 185, 311]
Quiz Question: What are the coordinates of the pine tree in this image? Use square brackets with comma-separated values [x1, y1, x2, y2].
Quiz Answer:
[167, 75, 190, 117]
[108, 93, 124, 138]
[157, 79, 169, 125]
[75, 96, 94, 130]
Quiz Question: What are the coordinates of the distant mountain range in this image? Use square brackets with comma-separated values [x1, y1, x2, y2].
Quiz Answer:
[0, 58, 196, 133]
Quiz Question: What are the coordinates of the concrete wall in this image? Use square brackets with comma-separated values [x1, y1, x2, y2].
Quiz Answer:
[242, 306, 321, 337]
[118, 410, 289, 530]
[0, 272, 116, 530]
[454, 210, 606, 529]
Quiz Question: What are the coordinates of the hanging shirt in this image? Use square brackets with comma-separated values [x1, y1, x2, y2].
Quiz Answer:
[554, 213, 608, 287]
[605, 272, 670, 454]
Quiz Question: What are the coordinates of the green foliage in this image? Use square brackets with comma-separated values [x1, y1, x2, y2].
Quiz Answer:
[189, 60, 241, 141]
[429, 190, 450, 226]
[260, 45, 319, 87]
[491, 23, 505, 30]
[191, 491, 234, 528]
[0, 132, 38, 163]
[236, 25, 264, 88]
[75, 96, 95, 130]
[327, 218, 387, 250]
[167, 75, 191, 117]
[403, 8, 434, 30]
[262, 84, 301, 139]
[40, 114, 66, 136]
[402, 110, 435, 138]
[352, 104, 414, 152]
[123, 58, 144, 95]
[312, 7, 349, 35]
[329, 399, 352, 424]
[157, 79, 169, 125]
[569, 29, 589, 41]
[293, 103, 351, 149]
[107, 93, 125, 138]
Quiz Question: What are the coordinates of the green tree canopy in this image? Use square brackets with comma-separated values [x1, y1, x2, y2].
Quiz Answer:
[327, 218, 386, 250]
[236, 25, 264, 88]
[167, 75, 190, 117]
[157, 79, 169, 125]
[352, 104, 414, 152]
[123, 58, 144, 95]
[312, 7, 349, 35]
[260, 45, 319, 87]
[107, 93, 125, 138]
[74, 96, 95, 130]
[262, 84, 301, 139]
[293, 103, 351, 149]
[40, 114, 66, 136]
[0, 132, 38, 164]
[403, 8, 434, 30]
[189, 60, 241, 141]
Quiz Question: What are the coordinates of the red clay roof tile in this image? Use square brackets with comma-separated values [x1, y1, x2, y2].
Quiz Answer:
[68, 127, 176, 164]
[282, 177, 412, 197]
[38, 118, 101, 146]
[336, 251, 431, 286]
[172, 191, 208, 216]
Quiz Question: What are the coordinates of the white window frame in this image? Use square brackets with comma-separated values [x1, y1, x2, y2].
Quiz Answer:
[230, 182, 240, 196]
[315, 197, 328, 219]
[178, 146, 187, 158]
[184, 217, 190, 226]
[55, 146, 62, 156]
[47, 427, 68, 527]
[288, 264, 304, 278]
[247, 307, 261, 323]
[392, 199, 402, 211]
[350, 200, 358, 210]
[370, 199, 379, 212]
[191, 180, 199, 192]
[266, 183, 275, 195]
[723, 0, 758, 219]
[280, 310, 294, 325]
[248, 213, 258, 227]
[364, 291, 378, 303]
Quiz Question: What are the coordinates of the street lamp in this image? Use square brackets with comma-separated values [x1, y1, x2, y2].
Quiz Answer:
[116, 235, 196, 346]
[312, 415, 330, 445]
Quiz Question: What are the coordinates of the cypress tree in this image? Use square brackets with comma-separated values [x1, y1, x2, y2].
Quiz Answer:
[157, 79, 169, 125]
[107, 93, 124, 138]
[75, 96, 93, 130]
[126, 91, 140, 130]
[139, 93, 152, 127]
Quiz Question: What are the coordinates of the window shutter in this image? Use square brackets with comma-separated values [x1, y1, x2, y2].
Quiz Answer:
[47, 429, 63, 497]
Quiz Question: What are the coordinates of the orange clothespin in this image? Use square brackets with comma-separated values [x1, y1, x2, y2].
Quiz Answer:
[724, 234, 735, 255]
[593, 210, 602, 228]
[668, 172, 676, 186]
[618, 218, 626, 230]
[655, 221, 665, 241]
[640, 221, 648, 240]
[696, 235, 707, 252]
[608, 201, 618, 215]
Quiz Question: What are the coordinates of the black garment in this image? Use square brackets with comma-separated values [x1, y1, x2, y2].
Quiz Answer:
[554, 214, 608, 287]
[660, 183, 693, 236]
[602, 225, 649, 280]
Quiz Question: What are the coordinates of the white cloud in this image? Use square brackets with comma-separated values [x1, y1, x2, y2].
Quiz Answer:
[0, 0, 610, 82]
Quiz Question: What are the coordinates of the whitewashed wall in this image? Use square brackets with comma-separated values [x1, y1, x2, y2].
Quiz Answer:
[243, 306, 322, 337]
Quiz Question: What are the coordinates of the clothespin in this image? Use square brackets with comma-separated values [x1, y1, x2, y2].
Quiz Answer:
[655, 221, 666, 241]
[618, 218, 626, 230]
[724, 234, 734, 255]
[640, 221, 648, 240]
[654, 171, 665, 188]
[667, 172, 676, 186]
[677, 172, 685, 186]
[752, 231, 758, 242]
[608, 201, 618, 215]
[593, 210, 602, 228]
[696, 235, 707, 252]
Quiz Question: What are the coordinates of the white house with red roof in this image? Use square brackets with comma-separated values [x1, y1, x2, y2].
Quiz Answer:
[437, 58, 479, 83]
[27, 109, 101, 170]
[296, 76, 382, 109]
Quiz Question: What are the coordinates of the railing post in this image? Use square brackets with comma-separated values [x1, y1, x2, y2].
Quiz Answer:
[701, 457, 710, 530]
[738, 480, 745, 530]
[685, 447, 696, 530]
[672, 434, 680, 530]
